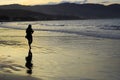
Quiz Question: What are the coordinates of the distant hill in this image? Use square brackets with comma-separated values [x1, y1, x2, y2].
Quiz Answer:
[0, 3, 120, 21]
[0, 8, 79, 21]
[0, 9, 50, 21]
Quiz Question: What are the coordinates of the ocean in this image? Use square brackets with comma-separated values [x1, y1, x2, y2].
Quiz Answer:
[1, 19, 120, 39]
[0, 19, 120, 80]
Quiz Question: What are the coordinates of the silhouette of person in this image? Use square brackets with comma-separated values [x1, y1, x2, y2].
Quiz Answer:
[25, 49, 33, 75]
[25, 24, 34, 49]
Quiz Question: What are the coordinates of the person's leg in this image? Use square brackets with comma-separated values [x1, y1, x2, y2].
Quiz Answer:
[27, 36, 32, 49]
[27, 38, 31, 49]
[28, 41, 31, 49]
[29, 37, 33, 49]
[29, 38, 32, 49]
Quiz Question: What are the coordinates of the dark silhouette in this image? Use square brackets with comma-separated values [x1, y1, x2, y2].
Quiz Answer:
[25, 24, 34, 49]
[0, 3, 120, 21]
[25, 49, 33, 75]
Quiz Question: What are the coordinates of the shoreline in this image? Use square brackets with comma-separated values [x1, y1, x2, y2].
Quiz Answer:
[0, 20, 120, 80]
[1, 18, 120, 22]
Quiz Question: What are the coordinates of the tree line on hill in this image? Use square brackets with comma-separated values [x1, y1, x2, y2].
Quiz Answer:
[0, 3, 120, 21]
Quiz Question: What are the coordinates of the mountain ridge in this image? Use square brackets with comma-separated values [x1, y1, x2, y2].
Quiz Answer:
[0, 3, 120, 21]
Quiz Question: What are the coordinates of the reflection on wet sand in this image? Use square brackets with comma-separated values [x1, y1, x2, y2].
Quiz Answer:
[25, 49, 33, 75]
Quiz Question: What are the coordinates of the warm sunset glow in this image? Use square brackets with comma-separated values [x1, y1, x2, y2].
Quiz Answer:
[0, 0, 119, 5]
[21, 0, 60, 5]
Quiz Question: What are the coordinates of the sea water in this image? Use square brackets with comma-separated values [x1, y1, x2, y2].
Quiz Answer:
[1, 19, 120, 39]
[0, 19, 120, 80]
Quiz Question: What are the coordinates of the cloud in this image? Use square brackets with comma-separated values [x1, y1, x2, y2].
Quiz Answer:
[47, 2, 58, 5]
[60, 0, 88, 4]
[74, 0, 88, 4]
[101, 1, 110, 4]
[83, 0, 88, 3]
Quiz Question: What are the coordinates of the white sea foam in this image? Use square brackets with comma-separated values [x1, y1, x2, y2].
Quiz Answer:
[0, 19, 120, 39]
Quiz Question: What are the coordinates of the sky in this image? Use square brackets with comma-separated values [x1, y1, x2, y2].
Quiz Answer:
[0, 0, 119, 5]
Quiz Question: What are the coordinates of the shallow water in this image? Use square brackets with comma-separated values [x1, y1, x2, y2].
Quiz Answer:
[32, 36, 120, 80]
[0, 19, 120, 80]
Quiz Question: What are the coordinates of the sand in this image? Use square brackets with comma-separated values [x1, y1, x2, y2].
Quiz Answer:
[0, 72, 41, 80]
[0, 23, 120, 80]
[0, 28, 42, 80]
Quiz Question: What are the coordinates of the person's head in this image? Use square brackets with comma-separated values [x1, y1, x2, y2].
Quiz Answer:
[28, 24, 32, 28]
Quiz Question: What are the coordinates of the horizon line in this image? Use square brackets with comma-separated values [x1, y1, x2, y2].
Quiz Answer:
[0, 2, 120, 6]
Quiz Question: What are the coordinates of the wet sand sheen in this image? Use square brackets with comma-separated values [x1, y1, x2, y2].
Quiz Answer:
[0, 26, 120, 80]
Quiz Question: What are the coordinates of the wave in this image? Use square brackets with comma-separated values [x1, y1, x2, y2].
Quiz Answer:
[98, 25, 120, 30]
[0, 25, 120, 39]
[0, 25, 25, 30]
[35, 29, 120, 39]
[40, 23, 66, 26]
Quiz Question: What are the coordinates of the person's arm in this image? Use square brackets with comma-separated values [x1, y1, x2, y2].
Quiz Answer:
[31, 29, 34, 33]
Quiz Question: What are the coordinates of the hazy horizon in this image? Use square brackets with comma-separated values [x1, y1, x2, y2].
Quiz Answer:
[0, 0, 119, 5]
[0, 2, 120, 6]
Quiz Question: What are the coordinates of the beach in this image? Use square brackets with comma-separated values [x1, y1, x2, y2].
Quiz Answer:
[0, 20, 120, 80]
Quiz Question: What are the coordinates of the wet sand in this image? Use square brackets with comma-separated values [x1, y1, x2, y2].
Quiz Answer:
[0, 27, 120, 80]
[0, 73, 41, 80]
